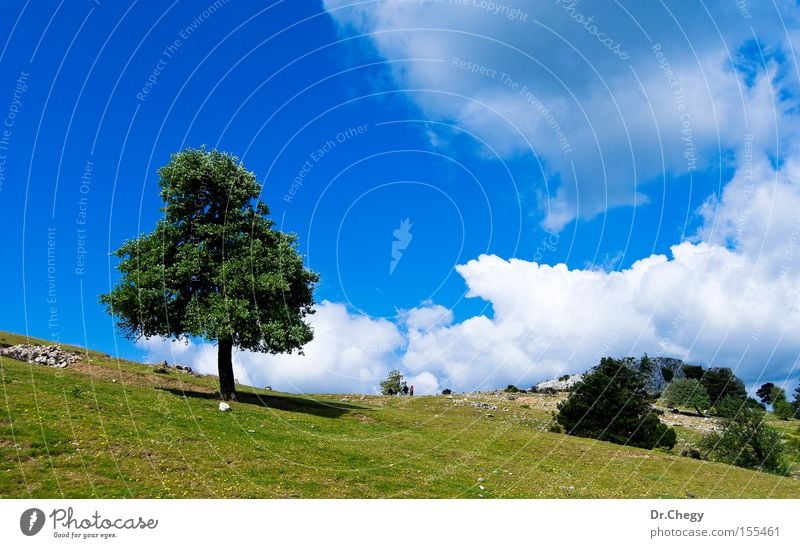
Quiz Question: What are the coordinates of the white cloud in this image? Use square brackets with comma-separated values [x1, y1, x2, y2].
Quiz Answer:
[322, 0, 800, 229]
[137, 301, 404, 394]
[138, 151, 800, 394]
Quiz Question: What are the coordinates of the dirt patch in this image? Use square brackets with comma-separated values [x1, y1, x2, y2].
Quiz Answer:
[68, 360, 217, 396]
[655, 407, 722, 432]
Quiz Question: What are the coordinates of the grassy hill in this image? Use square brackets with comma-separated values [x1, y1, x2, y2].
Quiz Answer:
[0, 330, 798, 498]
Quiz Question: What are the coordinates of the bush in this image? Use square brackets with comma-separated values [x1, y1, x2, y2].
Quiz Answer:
[555, 357, 676, 450]
[701, 406, 789, 475]
[548, 422, 563, 433]
[639, 353, 652, 375]
[441, 388, 452, 395]
[380, 370, 404, 396]
[662, 378, 710, 416]
[661, 367, 674, 383]
[773, 400, 794, 421]
[714, 395, 764, 418]
[558, 374, 570, 382]
[681, 364, 704, 380]
[680, 446, 702, 459]
[503, 384, 520, 393]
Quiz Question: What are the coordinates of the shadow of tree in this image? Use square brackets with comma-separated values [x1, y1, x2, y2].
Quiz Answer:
[160, 387, 368, 418]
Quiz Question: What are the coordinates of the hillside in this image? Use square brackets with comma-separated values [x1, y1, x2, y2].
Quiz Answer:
[0, 330, 798, 498]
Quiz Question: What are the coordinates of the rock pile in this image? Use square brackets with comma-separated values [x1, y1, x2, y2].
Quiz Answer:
[156, 360, 196, 375]
[1, 344, 82, 368]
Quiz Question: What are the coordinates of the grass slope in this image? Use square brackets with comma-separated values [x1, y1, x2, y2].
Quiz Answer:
[0, 331, 798, 498]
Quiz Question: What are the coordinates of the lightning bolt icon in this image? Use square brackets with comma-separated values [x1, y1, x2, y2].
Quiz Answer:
[28, 510, 38, 532]
[390, 218, 413, 275]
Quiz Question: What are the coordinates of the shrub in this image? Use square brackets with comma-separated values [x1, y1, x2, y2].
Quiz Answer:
[701, 406, 789, 475]
[441, 388, 452, 395]
[680, 446, 702, 459]
[548, 423, 563, 434]
[661, 367, 674, 383]
[380, 370, 404, 396]
[558, 374, 570, 382]
[639, 353, 652, 374]
[773, 400, 794, 421]
[662, 378, 710, 416]
[503, 384, 520, 393]
[681, 364, 704, 380]
[555, 357, 676, 450]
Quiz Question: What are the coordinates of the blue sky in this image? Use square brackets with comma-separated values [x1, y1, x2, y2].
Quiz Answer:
[2, 0, 800, 395]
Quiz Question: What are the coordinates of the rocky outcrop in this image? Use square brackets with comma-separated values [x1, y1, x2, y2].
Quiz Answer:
[629, 356, 687, 395]
[1, 344, 82, 368]
[532, 374, 584, 392]
[531, 356, 693, 395]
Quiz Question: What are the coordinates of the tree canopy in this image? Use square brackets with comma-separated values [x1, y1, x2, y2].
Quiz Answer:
[662, 378, 710, 416]
[380, 370, 404, 395]
[100, 148, 318, 400]
[556, 357, 675, 450]
[700, 367, 747, 407]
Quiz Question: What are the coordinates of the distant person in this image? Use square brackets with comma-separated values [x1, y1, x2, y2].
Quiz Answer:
[402, 383, 409, 396]
[409, 385, 414, 396]
[387, 387, 395, 396]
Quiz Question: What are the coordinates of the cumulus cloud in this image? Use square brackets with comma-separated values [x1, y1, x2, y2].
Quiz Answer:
[322, 0, 800, 229]
[138, 301, 404, 394]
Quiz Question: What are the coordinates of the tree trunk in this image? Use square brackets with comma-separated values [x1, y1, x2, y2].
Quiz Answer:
[218, 338, 237, 401]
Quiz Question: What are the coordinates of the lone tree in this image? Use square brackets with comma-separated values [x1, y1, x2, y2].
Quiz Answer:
[756, 382, 776, 405]
[662, 378, 710, 416]
[556, 357, 676, 450]
[100, 148, 318, 401]
[380, 370, 404, 395]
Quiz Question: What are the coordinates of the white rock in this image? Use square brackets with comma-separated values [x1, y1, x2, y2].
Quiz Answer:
[533, 374, 584, 392]
[219, 402, 231, 412]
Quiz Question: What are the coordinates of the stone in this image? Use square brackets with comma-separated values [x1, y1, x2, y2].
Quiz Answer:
[0, 344, 81, 369]
[219, 402, 231, 412]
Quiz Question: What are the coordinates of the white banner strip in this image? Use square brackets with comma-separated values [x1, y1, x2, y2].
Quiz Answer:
[1, 499, 798, 547]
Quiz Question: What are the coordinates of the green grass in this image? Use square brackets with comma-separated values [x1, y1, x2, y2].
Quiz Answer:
[1, 331, 798, 498]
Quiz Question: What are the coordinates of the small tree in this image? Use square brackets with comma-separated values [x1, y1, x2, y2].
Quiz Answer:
[639, 353, 652, 374]
[380, 370, 403, 395]
[756, 382, 776, 404]
[662, 378, 710, 416]
[701, 406, 788, 475]
[556, 357, 676, 450]
[100, 148, 318, 401]
[770, 386, 787, 404]
[700, 367, 747, 407]
[773, 400, 794, 421]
